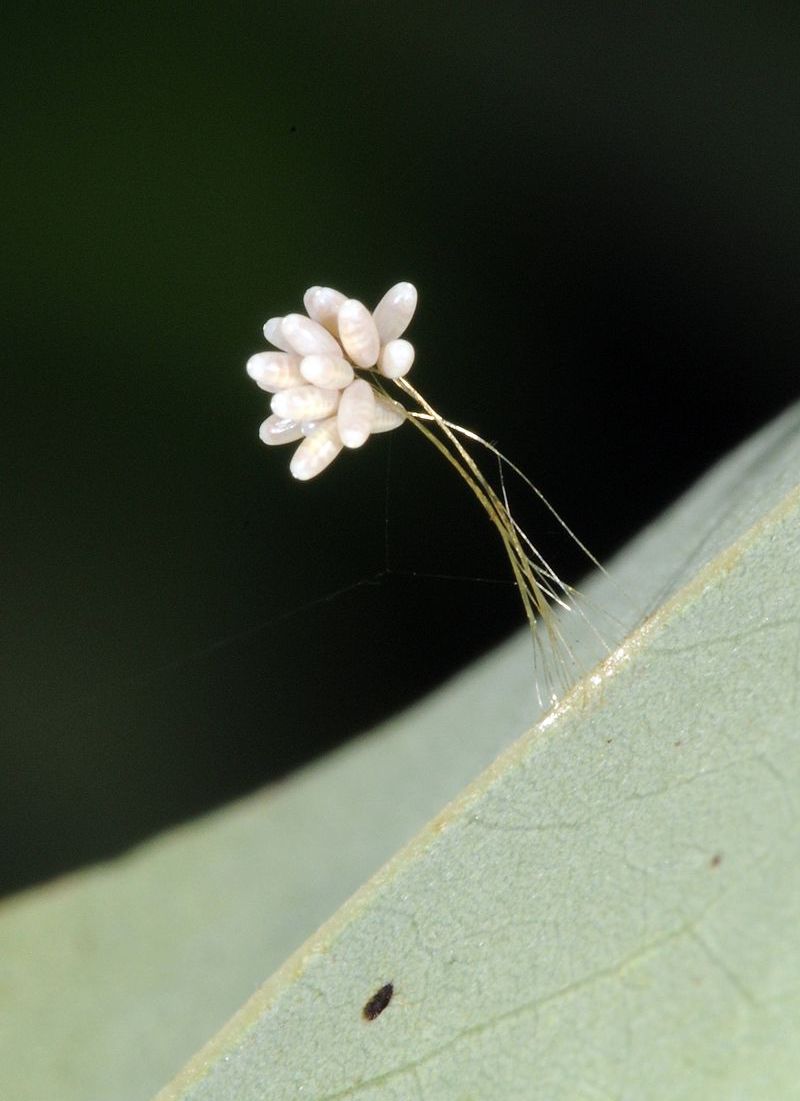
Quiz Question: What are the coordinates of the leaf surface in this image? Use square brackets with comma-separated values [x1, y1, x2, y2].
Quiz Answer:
[2, 403, 799, 1101]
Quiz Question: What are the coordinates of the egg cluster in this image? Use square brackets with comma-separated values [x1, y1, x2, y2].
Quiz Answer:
[247, 283, 418, 480]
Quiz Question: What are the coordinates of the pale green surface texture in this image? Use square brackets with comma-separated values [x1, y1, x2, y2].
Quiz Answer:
[2, 403, 799, 1101]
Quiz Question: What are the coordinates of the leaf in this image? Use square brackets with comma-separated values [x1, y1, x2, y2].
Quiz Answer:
[2, 403, 799, 1101]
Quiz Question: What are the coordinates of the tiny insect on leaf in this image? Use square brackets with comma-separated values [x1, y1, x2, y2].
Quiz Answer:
[362, 982, 393, 1021]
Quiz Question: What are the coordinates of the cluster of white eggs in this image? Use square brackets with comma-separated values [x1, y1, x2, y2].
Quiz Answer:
[246, 283, 418, 480]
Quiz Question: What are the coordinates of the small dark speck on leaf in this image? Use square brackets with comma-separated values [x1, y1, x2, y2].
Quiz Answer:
[710, 852, 723, 869]
[289, 124, 297, 133]
[362, 982, 393, 1020]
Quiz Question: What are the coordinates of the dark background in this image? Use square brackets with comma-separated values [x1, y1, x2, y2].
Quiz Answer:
[3, 3, 798, 896]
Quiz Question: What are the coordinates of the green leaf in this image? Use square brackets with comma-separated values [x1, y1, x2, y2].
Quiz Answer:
[3, 403, 799, 1101]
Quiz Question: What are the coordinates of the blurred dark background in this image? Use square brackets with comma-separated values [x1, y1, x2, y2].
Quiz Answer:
[3, 2, 798, 896]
